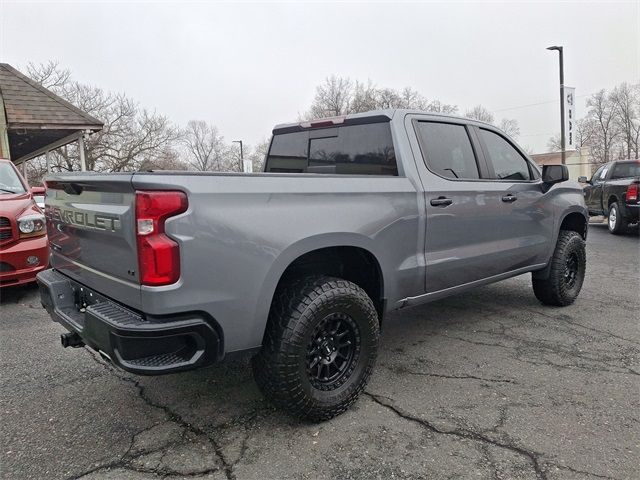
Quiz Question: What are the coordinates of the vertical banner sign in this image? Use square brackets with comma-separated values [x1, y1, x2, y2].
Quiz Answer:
[564, 86, 576, 150]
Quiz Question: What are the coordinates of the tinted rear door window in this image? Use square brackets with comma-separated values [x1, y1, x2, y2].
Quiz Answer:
[265, 123, 398, 175]
[480, 129, 531, 181]
[415, 122, 480, 180]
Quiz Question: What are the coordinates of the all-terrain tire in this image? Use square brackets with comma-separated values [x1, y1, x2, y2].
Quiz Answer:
[607, 202, 628, 235]
[532, 230, 586, 306]
[252, 276, 379, 421]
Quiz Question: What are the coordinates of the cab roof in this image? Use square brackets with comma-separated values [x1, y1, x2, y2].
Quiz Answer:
[272, 109, 495, 135]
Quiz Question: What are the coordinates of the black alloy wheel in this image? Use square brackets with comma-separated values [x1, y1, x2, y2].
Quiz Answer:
[564, 252, 579, 289]
[307, 312, 361, 391]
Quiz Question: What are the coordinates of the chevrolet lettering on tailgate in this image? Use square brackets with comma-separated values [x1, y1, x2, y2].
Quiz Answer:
[45, 205, 121, 232]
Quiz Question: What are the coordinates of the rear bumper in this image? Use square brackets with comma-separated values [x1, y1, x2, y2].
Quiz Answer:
[0, 236, 49, 287]
[622, 203, 639, 223]
[36, 268, 222, 375]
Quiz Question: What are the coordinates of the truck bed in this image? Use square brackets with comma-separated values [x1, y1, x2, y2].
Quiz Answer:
[44, 171, 422, 353]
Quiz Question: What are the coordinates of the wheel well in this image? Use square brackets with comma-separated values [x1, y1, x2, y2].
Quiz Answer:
[275, 246, 384, 319]
[607, 195, 618, 209]
[560, 212, 587, 239]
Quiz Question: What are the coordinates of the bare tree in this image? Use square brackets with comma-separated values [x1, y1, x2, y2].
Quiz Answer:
[374, 88, 401, 109]
[304, 76, 457, 119]
[547, 118, 592, 154]
[307, 76, 353, 118]
[610, 82, 640, 159]
[546, 133, 562, 153]
[181, 120, 227, 171]
[350, 80, 379, 113]
[575, 118, 594, 152]
[25, 61, 71, 90]
[585, 89, 620, 164]
[396, 87, 427, 109]
[97, 108, 181, 172]
[139, 148, 190, 171]
[248, 138, 271, 172]
[465, 105, 494, 124]
[25, 62, 182, 176]
[424, 100, 458, 114]
[499, 118, 520, 139]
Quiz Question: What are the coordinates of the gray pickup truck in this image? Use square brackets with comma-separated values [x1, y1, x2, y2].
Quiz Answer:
[37, 110, 588, 420]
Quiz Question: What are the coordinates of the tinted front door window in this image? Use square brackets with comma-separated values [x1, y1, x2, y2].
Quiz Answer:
[590, 165, 606, 183]
[480, 129, 531, 181]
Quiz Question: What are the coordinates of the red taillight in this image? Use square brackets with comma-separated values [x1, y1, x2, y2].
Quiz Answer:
[626, 183, 638, 203]
[135, 190, 188, 286]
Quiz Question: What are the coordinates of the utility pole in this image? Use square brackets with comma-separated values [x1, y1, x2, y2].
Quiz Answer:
[547, 45, 565, 165]
[232, 140, 243, 171]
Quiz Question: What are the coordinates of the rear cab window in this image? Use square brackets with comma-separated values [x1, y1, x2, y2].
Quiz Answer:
[265, 123, 398, 175]
[265, 132, 308, 173]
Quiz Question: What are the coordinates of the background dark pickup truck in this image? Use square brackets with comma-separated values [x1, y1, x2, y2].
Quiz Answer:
[580, 159, 640, 234]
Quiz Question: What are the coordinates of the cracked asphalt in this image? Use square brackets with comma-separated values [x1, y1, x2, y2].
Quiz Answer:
[1, 223, 638, 480]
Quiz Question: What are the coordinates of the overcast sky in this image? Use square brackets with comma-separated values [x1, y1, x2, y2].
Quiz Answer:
[1, 1, 638, 152]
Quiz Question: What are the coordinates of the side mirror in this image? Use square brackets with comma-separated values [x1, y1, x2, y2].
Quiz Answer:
[31, 186, 45, 194]
[542, 164, 569, 185]
[577, 176, 588, 184]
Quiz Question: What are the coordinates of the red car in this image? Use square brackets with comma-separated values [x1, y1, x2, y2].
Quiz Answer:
[0, 158, 49, 287]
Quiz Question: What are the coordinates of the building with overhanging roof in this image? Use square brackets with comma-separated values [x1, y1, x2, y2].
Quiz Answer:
[0, 63, 103, 171]
[530, 148, 594, 180]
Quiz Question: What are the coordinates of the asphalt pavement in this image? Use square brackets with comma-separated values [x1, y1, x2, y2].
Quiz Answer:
[1, 224, 638, 480]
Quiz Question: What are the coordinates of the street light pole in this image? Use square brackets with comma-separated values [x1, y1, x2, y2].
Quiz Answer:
[232, 140, 243, 171]
[547, 45, 565, 165]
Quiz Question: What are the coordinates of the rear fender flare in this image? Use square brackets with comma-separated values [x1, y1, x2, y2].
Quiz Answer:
[254, 233, 380, 338]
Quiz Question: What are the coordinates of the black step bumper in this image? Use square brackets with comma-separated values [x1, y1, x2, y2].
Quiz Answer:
[623, 203, 639, 223]
[36, 269, 221, 375]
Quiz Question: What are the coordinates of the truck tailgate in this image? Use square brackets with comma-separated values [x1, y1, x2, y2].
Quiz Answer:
[44, 173, 141, 308]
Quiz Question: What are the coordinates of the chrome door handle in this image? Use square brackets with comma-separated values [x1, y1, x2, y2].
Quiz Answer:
[501, 194, 517, 203]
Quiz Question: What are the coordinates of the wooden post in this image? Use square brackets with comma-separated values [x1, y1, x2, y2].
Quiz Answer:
[0, 94, 10, 159]
[78, 133, 87, 171]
